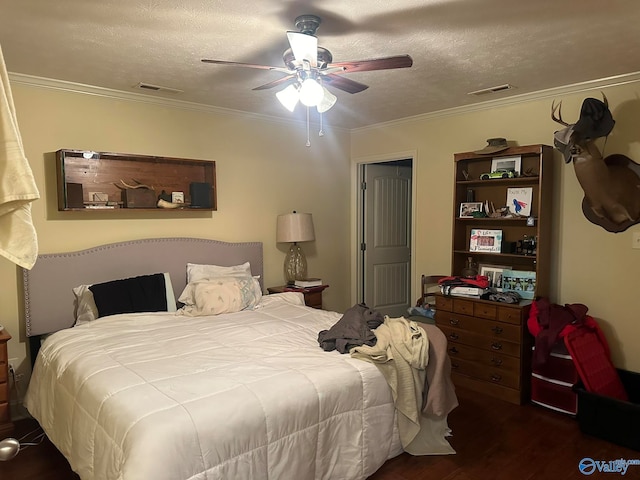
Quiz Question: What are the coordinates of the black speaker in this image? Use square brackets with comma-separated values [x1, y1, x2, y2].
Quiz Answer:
[189, 182, 212, 208]
[66, 182, 84, 208]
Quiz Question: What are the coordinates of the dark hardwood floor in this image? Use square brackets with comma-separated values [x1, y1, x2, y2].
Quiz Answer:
[1, 386, 636, 479]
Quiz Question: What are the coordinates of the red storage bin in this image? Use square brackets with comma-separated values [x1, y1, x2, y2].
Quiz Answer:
[531, 373, 578, 415]
[531, 343, 578, 415]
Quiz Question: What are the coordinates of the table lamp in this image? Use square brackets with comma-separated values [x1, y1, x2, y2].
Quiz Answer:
[276, 212, 315, 284]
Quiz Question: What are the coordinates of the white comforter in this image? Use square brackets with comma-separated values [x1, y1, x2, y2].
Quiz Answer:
[25, 294, 403, 480]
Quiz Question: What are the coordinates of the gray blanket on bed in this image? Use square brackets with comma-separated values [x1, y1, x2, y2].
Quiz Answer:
[317, 303, 384, 353]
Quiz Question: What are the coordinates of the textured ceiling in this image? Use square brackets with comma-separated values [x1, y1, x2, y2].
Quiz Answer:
[1, 0, 639, 129]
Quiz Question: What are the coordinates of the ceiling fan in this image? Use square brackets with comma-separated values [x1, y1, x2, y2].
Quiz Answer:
[201, 14, 413, 114]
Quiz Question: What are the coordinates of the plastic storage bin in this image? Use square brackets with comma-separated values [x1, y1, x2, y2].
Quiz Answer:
[531, 344, 579, 415]
[576, 369, 640, 451]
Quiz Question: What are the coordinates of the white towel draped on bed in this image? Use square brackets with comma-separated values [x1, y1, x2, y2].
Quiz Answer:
[0, 43, 39, 269]
[351, 316, 457, 455]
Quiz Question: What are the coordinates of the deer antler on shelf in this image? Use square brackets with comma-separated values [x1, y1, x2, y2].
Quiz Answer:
[114, 179, 154, 190]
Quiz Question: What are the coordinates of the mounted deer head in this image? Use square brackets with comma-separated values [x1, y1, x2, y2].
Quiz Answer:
[552, 94, 640, 232]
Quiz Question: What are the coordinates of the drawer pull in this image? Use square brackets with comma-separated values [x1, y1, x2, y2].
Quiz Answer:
[490, 374, 502, 382]
[449, 318, 459, 326]
[491, 357, 503, 366]
[451, 363, 459, 370]
[448, 333, 459, 341]
[491, 326, 504, 334]
[449, 346, 459, 354]
[491, 342, 503, 351]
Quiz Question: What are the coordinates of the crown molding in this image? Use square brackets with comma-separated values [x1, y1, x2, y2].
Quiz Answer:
[351, 71, 640, 134]
[7, 72, 312, 129]
[10, 70, 640, 134]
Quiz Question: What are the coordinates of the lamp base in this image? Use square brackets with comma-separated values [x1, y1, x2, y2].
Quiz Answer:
[284, 242, 308, 284]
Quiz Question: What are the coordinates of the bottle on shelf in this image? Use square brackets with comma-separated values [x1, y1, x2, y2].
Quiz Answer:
[461, 256, 478, 278]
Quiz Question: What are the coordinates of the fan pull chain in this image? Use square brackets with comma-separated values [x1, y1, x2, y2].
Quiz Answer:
[306, 106, 311, 147]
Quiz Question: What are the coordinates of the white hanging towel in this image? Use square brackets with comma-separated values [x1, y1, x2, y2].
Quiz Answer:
[0, 44, 39, 269]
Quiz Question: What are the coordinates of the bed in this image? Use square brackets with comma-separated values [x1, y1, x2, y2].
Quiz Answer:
[21, 237, 457, 480]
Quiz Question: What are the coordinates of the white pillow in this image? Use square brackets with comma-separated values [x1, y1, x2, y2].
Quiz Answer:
[178, 276, 262, 316]
[73, 284, 99, 326]
[187, 262, 252, 283]
[73, 272, 177, 326]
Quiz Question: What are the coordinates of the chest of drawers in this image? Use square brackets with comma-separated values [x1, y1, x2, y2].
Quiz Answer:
[435, 294, 532, 404]
[0, 328, 12, 437]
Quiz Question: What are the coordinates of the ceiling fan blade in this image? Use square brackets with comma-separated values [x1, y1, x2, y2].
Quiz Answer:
[322, 74, 369, 94]
[327, 54, 413, 73]
[287, 32, 318, 68]
[201, 58, 292, 75]
[252, 74, 297, 91]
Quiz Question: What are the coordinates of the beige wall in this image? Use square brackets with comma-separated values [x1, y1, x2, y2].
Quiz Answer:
[4, 77, 640, 381]
[352, 82, 640, 372]
[1, 83, 352, 372]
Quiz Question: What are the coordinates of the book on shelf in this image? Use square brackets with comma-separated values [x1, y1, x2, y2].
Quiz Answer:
[294, 278, 323, 288]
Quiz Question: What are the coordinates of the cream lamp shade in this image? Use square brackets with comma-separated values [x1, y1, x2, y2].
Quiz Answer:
[276, 212, 315, 284]
[276, 212, 315, 243]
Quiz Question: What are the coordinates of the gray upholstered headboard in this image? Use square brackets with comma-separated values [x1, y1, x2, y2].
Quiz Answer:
[22, 237, 264, 337]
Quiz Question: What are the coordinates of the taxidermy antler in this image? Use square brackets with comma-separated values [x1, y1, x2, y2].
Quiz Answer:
[114, 179, 154, 190]
[551, 93, 640, 232]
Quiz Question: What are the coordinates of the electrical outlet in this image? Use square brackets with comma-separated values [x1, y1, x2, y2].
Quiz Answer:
[633, 232, 640, 250]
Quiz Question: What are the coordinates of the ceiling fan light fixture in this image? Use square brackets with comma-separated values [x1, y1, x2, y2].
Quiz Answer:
[317, 87, 336, 113]
[276, 84, 300, 112]
[299, 78, 324, 107]
[287, 31, 318, 68]
[202, 14, 412, 145]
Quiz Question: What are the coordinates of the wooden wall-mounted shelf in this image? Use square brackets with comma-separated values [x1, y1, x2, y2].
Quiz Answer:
[55, 149, 216, 211]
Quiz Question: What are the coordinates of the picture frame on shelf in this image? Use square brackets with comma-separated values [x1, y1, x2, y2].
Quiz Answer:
[469, 229, 503, 252]
[460, 202, 483, 218]
[506, 187, 533, 217]
[491, 155, 522, 175]
[478, 264, 512, 289]
[502, 269, 536, 299]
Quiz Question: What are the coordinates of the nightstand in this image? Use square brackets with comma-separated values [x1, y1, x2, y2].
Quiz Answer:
[267, 285, 329, 309]
[0, 328, 13, 437]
